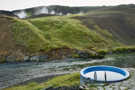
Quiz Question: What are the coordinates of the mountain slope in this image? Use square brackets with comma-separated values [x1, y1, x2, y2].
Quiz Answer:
[74, 6, 135, 45]
[0, 14, 121, 62]
[1, 5, 135, 62]
[29, 16, 121, 50]
[0, 15, 49, 62]
[12, 4, 135, 18]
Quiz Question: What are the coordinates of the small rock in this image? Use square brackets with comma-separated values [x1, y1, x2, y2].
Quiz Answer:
[23, 56, 29, 62]
[111, 86, 119, 90]
[77, 51, 90, 58]
[105, 86, 113, 90]
[97, 86, 104, 90]
[120, 86, 128, 90]
[30, 56, 40, 62]
[6, 56, 16, 62]
[39, 55, 48, 62]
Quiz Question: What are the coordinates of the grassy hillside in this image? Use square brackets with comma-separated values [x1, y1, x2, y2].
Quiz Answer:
[1, 5, 135, 62]
[74, 7, 135, 45]
[28, 16, 121, 50]
[11, 15, 121, 51]
[0, 14, 121, 62]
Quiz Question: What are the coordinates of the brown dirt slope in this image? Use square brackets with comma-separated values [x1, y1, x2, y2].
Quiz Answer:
[0, 15, 27, 62]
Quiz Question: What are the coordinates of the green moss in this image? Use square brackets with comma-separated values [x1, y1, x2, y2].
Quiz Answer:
[10, 18, 50, 52]
[28, 16, 120, 51]
[0, 57, 6, 63]
[87, 10, 123, 16]
[0, 15, 121, 54]
[0, 15, 134, 61]
[27, 12, 32, 17]
[43, 73, 80, 87]
[112, 46, 135, 53]
[5, 73, 80, 90]
[96, 46, 135, 56]
[2, 15, 134, 60]
[72, 53, 80, 58]
[96, 49, 109, 55]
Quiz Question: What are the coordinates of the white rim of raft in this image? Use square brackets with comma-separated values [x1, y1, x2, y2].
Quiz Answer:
[80, 65, 130, 82]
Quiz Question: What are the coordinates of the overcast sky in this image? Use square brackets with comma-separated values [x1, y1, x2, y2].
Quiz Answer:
[0, 0, 135, 11]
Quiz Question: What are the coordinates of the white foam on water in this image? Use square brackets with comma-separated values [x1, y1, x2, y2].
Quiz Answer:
[84, 71, 125, 81]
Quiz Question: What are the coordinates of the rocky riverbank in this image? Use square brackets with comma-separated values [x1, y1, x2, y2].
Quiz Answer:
[0, 48, 105, 63]
[3, 53, 135, 90]
[0, 58, 112, 89]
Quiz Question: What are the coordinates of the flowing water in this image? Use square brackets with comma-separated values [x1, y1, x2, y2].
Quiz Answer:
[0, 53, 135, 89]
[0, 58, 112, 89]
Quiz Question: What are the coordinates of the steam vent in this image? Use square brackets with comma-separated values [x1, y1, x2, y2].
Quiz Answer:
[80, 66, 130, 86]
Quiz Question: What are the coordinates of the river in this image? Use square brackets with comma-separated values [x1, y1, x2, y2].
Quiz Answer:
[0, 53, 135, 89]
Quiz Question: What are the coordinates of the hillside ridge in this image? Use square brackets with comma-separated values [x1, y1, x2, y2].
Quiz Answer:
[0, 4, 135, 62]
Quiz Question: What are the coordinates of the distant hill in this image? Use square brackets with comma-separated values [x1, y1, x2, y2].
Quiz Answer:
[11, 4, 135, 18]
[74, 4, 135, 45]
[12, 5, 102, 18]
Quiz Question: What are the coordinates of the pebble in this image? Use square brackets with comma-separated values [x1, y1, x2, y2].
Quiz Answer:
[120, 86, 128, 90]
[97, 86, 104, 90]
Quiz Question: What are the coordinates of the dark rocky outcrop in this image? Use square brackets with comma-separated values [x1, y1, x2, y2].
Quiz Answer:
[0, 10, 16, 17]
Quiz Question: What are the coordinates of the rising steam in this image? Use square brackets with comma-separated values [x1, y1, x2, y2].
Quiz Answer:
[13, 6, 83, 19]
[14, 10, 27, 19]
[50, 10, 55, 14]
[34, 7, 48, 15]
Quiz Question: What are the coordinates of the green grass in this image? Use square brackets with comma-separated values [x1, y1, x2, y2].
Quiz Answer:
[6, 15, 126, 55]
[0, 14, 134, 60]
[28, 16, 121, 51]
[96, 46, 135, 56]
[10, 17, 49, 52]
[43, 73, 80, 87]
[86, 10, 124, 16]
[5, 73, 80, 90]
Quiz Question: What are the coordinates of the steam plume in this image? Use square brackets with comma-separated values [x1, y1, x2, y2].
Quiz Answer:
[14, 10, 27, 19]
